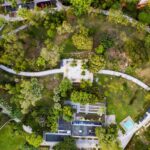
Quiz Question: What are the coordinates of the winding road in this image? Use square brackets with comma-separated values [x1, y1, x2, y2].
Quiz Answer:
[0, 64, 149, 91]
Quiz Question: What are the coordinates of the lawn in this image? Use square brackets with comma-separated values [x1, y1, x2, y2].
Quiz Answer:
[0, 125, 26, 150]
[97, 74, 148, 123]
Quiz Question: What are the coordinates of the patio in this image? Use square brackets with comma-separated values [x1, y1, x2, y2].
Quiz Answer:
[61, 59, 93, 83]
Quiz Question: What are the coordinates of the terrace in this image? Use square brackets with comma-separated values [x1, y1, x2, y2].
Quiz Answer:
[71, 125, 96, 137]
[61, 59, 93, 83]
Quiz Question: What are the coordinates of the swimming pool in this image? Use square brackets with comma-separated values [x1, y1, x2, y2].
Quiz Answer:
[120, 116, 135, 132]
[124, 120, 134, 131]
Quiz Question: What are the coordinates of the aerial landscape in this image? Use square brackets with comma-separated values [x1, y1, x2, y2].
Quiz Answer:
[0, 0, 150, 150]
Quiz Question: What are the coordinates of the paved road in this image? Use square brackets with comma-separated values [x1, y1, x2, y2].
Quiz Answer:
[0, 64, 149, 90]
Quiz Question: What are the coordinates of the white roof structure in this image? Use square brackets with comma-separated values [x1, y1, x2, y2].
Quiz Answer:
[23, 125, 32, 134]
[62, 59, 93, 83]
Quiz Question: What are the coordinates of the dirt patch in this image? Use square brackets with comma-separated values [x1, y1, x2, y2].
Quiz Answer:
[107, 48, 131, 71]
[136, 66, 150, 84]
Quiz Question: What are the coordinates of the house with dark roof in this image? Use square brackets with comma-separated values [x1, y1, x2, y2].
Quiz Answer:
[41, 102, 107, 149]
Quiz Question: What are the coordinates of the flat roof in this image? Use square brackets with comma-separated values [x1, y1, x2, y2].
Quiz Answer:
[72, 125, 96, 137]
[45, 133, 69, 142]
[58, 119, 72, 131]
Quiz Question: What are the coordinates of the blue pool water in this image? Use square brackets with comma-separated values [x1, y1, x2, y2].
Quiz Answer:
[123, 120, 134, 131]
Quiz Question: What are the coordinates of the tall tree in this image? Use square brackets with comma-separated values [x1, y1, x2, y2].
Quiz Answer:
[88, 54, 105, 73]
[59, 78, 73, 98]
[25, 133, 42, 148]
[71, 90, 99, 104]
[5, 78, 43, 114]
[69, 0, 93, 16]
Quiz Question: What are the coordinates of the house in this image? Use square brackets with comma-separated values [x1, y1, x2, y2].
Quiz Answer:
[41, 102, 107, 149]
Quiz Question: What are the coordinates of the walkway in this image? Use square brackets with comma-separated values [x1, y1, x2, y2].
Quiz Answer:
[0, 65, 63, 77]
[0, 104, 20, 123]
[0, 64, 149, 91]
[99, 9, 150, 33]
[0, 24, 29, 39]
[98, 70, 150, 91]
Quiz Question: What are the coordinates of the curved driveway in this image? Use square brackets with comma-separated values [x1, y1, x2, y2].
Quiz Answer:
[0, 64, 149, 91]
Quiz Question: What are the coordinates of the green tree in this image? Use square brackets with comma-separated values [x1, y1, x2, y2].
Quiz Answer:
[95, 45, 105, 54]
[72, 25, 93, 50]
[72, 33, 93, 50]
[59, 78, 73, 98]
[138, 12, 150, 24]
[25, 133, 42, 148]
[71, 90, 99, 104]
[69, 0, 93, 16]
[6, 78, 43, 114]
[80, 79, 92, 89]
[57, 21, 74, 35]
[53, 137, 77, 150]
[95, 125, 121, 150]
[0, 34, 27, 71]
[108, 9, 129, 26]
[88, 54, 105, 73]
[62, 106, 73, 121]
[40, 41, 63, 68]
[145, 35, 150, 49]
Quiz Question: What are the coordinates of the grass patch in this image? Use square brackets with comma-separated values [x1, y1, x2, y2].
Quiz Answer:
[97, 75, 147, 123]
[0, 125, 25, 150]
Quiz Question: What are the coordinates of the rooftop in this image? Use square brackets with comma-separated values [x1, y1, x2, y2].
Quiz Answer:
[58, 118, 72, 131]
[44, 133, 69, 142]
[71, 125, 96, 137]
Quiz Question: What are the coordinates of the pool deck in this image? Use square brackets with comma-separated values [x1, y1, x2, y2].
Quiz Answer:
[118, 109, 150, 149]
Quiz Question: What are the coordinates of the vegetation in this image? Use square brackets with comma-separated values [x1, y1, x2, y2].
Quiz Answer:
[53, 137, 77, 150]
[96, 125, 121, 150]
[25, 133, 43, 148]
[127, 126, 150, 150]
[0, 125, 26, 150]
[0, 1, 149, 150]
[71, 90, 99, 104]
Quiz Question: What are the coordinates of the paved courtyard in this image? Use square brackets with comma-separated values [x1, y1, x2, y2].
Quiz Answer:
[62, 59, 93, 83]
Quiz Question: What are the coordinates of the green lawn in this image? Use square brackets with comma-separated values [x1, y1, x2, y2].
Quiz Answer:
[0, 125, 26, 150]
[97, 75, 148, 123]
